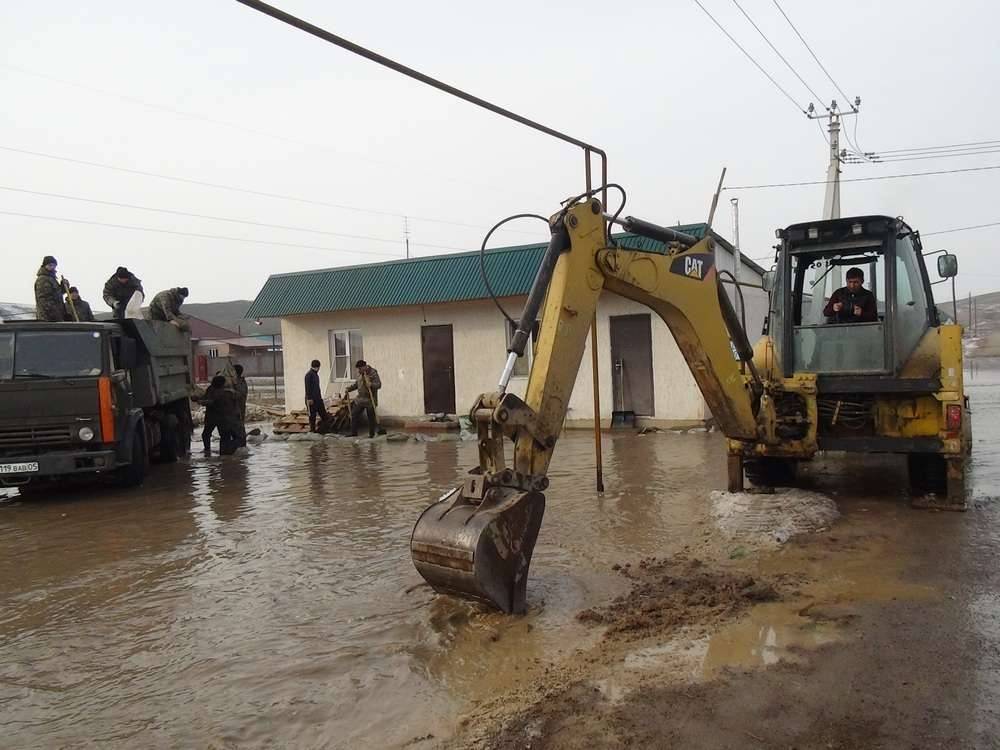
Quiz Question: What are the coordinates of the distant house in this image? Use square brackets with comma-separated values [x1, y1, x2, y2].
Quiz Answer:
[247, 228, 768, 427]
[189, 316, 282, 381]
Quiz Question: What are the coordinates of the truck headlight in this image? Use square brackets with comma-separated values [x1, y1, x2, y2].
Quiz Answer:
[78, 426, 95, 442]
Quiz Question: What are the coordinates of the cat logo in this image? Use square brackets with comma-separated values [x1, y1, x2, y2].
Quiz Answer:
[669, 252, 714, 280]
[684, 256, 705, 279]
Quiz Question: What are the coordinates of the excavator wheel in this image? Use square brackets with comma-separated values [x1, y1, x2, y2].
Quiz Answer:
[744, 457, 797, 488]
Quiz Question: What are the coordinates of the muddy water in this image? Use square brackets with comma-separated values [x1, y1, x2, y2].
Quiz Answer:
[0, 426, 729, 748]
[2, 360, 998, 749]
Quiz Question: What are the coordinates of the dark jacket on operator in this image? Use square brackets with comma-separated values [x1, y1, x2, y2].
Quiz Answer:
[823, 286, 878, 323]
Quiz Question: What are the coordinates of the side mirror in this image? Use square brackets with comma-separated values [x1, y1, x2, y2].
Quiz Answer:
[762, 270, 776, 293]
[937, 253, 958, 279]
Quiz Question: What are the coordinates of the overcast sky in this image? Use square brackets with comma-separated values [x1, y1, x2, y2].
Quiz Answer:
[2, 0, 998, 312]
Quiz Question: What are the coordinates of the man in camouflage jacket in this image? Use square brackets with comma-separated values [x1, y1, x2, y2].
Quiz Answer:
[34, 255, 67, 322]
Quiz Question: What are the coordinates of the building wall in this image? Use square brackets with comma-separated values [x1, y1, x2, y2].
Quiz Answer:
[279, 291, 728, 425]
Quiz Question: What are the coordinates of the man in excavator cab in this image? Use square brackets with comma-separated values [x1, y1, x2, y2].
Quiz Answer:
[410, 194, 969, 615]
[823, 267, 877, 323]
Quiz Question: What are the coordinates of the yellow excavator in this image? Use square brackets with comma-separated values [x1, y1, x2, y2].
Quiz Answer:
[410, 195, 971, 613]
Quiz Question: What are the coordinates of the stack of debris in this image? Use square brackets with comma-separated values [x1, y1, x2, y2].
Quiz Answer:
[272, 398, 351, 435]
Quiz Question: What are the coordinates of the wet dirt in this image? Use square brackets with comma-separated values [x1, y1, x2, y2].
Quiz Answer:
[1, 361, 998, 748]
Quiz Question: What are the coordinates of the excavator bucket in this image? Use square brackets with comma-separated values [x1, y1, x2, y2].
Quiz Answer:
[410, 486, 545, 614]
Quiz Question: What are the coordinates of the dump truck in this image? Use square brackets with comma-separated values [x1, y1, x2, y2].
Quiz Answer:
[0, 319, 193, 491]
[410, 196, 970, 613]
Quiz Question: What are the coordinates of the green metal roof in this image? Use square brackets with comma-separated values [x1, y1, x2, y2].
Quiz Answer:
[247, 225, 750, 319]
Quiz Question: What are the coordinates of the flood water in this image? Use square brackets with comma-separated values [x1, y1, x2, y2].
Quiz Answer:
[2, 360, 999, 748]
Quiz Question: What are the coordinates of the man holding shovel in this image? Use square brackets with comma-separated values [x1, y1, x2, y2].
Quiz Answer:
[345, 359, 381, 438]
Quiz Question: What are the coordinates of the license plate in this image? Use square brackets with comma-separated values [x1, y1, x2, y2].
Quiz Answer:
[0, 462, 39, 474]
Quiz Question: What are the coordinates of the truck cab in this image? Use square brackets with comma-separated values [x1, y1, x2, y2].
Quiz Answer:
[0, 320, 192, 490]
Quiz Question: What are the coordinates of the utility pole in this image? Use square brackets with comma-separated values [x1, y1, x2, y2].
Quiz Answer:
[404, 216, 411, 259]
[807, 98, 861, 220]
[730, 197, 741, 283]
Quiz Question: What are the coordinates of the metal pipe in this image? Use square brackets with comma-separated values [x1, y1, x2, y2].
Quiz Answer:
[590, 151, 606, 493]
[271, 333, 278, 400]
[235, 0, 607, 163]
[497, 351, 519, 392]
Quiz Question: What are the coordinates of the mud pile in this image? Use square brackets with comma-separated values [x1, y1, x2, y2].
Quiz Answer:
[576, 557, 778, 639]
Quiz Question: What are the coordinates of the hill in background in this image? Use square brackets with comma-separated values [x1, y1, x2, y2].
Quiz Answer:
[947, 290, 1000, 358]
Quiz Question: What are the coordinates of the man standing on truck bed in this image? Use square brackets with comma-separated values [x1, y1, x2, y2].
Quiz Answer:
[34, 255, 68, 322]
[149, 287, 190, 329]
[103, 266, 144, 320]
[305, 359, 328, 432]
[66, 287, 95, 322]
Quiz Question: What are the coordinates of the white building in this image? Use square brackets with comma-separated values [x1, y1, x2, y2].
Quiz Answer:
[247, 227, 769, 428]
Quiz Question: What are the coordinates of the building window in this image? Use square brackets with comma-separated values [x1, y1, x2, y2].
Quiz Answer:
[505, 320, 540, 378]
[329, 329, 364, 380]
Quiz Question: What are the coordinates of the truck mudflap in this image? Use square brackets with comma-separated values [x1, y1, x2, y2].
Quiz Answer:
[0, 449, 118, 484]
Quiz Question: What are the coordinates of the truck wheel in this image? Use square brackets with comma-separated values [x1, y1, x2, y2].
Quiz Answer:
[116, 430, 147, 487]
[744, 457, 797, 488]
[908, 453, 946, 496]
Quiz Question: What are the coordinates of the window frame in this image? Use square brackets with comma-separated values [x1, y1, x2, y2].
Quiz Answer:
[329, 328, 364, 381]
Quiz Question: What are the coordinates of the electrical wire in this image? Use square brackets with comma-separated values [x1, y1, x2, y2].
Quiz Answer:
[846, 148, 1000, 164]
[0, 209, 401, 258]
[772, 0, 853, 106]
[0, 184, 466, 251]
[874, 139, 1000, 156]
[479, 214, 550, 325]
[0, 144, 537, 236]
[922, 221, 1000, 237]
[724, 163, 1000, 189]
[729, 0, 826, 106]
[692, 0, 807, 114]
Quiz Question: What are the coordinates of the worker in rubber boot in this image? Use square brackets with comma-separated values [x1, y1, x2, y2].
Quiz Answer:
[66, 287, 95, 322]
[103, 266, 144, 320]
[149, 286, 190, 329]
[196, 375, 241, 455]
[34, 255, 68, 322]
[346, 359, 380, 438]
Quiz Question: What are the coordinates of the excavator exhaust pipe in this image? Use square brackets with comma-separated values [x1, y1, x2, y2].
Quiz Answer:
[410, 486, 545, 614]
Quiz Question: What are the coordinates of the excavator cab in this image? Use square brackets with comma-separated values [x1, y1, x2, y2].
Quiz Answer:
[769, 216, 949, 378]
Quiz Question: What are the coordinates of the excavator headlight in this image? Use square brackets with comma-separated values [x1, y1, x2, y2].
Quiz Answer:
[852, 223, 863, 235]
[946, 404, 962, 432]
[808, 227, 819, 239]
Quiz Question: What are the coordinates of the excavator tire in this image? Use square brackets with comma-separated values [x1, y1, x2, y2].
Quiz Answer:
[744, 457, 797, 488]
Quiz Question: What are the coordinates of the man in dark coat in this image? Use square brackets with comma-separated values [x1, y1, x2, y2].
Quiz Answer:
[304, 359, 328, 432]
[823, 267, 878, 324]
[103, 266, 144, 319]
[346, 359, 381, 438]
[196, 375, 241, 455]
[66, 287, 95, 322]
[149, 287, 189, 326]
[34, 255, 67, 322]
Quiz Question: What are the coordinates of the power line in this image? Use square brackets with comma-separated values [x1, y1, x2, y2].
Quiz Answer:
[876, 139, 1000, 156]
[922, 221, 1000, 237]
[691, 0, 807, 114]
[845, 148, 1000, 164]
[725, 163, 1000, 190]
[772, 0, 853, 106]
[729, 0, 826, 106]
[0, 184, 466, 251]
[1, 63, 543, 206]
[0, 144, 537, 236]
[0, 209, 401, 258]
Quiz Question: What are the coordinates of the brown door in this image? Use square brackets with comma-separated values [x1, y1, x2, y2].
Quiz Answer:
[421, 325, 456, 414]
[610, 314, 654, 416]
